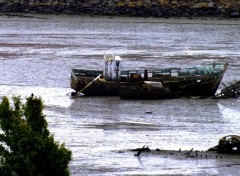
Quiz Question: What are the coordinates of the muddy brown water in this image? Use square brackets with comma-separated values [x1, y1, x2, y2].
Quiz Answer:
[0, 14, 240, 175]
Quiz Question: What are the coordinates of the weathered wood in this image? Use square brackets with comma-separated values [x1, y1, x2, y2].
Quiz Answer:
[214, 81, 240, 99]
[70, 59, 228, 99]
[130, 135, 240, 159]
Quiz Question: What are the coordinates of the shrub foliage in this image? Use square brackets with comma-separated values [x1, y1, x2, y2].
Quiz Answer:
[0, 95, 72, 176]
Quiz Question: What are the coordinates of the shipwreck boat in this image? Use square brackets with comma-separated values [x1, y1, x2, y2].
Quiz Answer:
[70, 55, 228, 99]
[119, 63, 228, 99]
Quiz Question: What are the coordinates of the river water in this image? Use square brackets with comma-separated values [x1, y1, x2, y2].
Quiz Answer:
[0, 14, 240, 175]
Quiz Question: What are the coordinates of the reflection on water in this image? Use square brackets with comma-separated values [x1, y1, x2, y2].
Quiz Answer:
[0, 15, 240, 175]
[0, 85, 72, 108]
[218, 100, 240, 135]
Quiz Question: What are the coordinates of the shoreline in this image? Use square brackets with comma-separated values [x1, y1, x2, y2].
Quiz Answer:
[1, 12, 240, 25]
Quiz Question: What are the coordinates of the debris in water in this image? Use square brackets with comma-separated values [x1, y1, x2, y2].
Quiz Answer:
[214, 81, 240, 99]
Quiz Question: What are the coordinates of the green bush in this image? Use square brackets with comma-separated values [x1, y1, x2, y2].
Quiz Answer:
[0, 95, 72, 176]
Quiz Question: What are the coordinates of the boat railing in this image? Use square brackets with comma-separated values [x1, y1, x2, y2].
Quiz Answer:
[121, 68, 182, 78]
[72, 62, 227, 81]
[72, 69, 103, 77]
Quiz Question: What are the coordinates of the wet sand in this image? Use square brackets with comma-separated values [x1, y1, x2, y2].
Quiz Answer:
[0, 13, 240, 175]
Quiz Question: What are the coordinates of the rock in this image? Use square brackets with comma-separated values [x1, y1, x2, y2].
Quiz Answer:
[229, 10, 240, 17]
[52, 1, 58, 6]
[1, 4, 11, 12]
[171, 1, 178, 6]
[224, 2, 233, 9]
[0, 0, 238, 18]
[208, 2, 214, 8]
[192, 2, 208, 9]
[157, 0, 165, 6]
[20, 0, 25, 5]
[66, 0, 75, 4]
